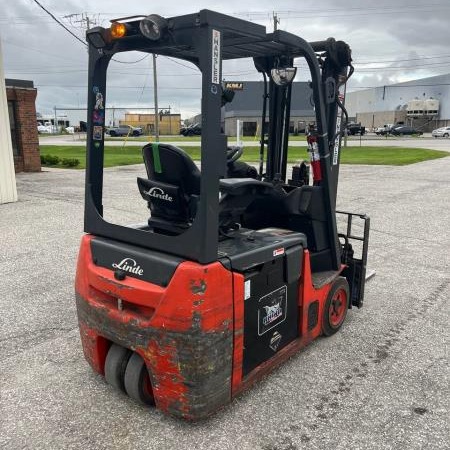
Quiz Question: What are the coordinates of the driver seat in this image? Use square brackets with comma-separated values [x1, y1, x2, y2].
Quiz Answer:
[138, 143, 200, 234]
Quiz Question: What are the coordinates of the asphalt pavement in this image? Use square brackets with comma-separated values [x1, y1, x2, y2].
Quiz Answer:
[0, 157, 449, 449]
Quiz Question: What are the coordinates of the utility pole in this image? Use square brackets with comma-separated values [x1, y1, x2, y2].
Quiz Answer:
[64, 12, 98, 31]
[153, 54, 159, 141]
[273, 12, 280, 31]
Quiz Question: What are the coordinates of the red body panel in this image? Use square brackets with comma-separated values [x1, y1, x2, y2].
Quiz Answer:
[75, 235, 341, 420]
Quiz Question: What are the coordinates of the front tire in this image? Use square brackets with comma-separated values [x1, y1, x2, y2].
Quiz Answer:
[322, 277, 350, 337]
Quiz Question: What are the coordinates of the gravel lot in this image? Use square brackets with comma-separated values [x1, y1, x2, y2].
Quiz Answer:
[0, 157, 449, 450]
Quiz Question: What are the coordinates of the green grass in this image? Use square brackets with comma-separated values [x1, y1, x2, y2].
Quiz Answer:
[102, 134, 308, 142]
[39, 145, 448, 169]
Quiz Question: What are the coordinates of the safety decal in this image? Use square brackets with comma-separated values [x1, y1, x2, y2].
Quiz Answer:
[244, 280, 251, 300]
[269, 331, 282, 352]
[273, 247, 285, 257]
[258, 285, 287, 336]
[93, 125, 103, 141]
[333, 89, 345, 165]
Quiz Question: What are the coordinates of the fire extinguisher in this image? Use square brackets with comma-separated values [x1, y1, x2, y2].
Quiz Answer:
[307, 125, 322, 185]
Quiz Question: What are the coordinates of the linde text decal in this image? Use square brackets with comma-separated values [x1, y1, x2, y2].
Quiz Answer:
[112, 258, 144, 276]
[211, 29, 221, 84]
[144, 187, 173, 202]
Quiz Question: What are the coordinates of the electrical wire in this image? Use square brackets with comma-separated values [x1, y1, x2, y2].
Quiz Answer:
[111, 54, 151, 64]
[31, 0, 87, 47]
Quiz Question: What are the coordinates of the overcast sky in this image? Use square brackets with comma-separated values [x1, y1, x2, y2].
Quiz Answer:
[2, 0, 449, 119]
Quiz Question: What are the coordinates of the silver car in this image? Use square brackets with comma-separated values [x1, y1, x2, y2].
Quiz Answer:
[432, 127, 450, 138]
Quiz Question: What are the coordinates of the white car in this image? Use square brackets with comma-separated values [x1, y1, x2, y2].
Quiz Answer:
[37, 124, 52, 133]
[432, 127, 450, 138]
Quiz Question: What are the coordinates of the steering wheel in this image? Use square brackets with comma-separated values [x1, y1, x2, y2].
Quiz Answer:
[226, 146, 243, 164]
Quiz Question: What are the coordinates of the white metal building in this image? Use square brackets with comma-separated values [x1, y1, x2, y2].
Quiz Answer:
[346, 73, 450, 131]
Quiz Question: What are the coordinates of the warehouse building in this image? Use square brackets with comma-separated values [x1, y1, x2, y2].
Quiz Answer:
[120, 111, 181, 135]
[346, 73, 450, 132]
[223, 81, 315, 136]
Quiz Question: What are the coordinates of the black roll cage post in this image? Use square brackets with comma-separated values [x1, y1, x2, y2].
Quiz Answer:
[83, 10, 351, 270]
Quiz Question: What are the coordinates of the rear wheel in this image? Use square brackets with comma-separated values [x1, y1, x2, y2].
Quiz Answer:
[322, 278, 350, 336]
[444, 133, 449, 138]
[124, 352, 155, 405]
[109, 130, 116, 137]
[104, 344, 132, 392]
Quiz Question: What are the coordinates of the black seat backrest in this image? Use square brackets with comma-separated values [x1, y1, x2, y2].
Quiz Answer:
[142, 143, 200, 195]
[139, 143, 201, 232]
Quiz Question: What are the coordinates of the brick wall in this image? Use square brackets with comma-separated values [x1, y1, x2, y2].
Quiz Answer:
[6, 86, 40, 172]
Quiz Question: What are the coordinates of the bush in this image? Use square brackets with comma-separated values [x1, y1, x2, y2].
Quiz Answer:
[61, 158, 80, 167]
[41, 154, 60, 165]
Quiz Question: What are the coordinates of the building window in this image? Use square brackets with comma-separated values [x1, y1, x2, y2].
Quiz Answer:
[7, 101, 19, 156]
[243, 121, 257, 136]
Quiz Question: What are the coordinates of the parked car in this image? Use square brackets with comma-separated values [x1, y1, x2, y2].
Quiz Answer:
[37, 122, 58, 133]
[374, 124, 394, 135]
[431, 126, 450, 138]
[346, 122, 365, 135]
[107, 125, 143, 137]
[180, 123, 201, 136]
[37, 124, 51, 133]
[390, 126, 423, 136]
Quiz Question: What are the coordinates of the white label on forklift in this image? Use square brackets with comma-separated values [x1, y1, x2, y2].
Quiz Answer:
[212, 29, 221, 84]
[333, 91, 345, 165]
[244, 280, 251, 300]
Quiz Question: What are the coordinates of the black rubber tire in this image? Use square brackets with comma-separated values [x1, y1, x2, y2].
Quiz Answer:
[104, 344, 133, 392]
[109, 130, 116, 137]
[124, 352, 155, 405]
[444, 133, 449, 138]
[322, 277, 350, 337]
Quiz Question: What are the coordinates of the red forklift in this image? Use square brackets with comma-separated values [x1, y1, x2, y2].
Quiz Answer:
[75, 10, 370, 421]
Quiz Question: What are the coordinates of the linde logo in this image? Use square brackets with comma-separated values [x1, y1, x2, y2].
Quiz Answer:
[263, 303, 283, 326]
[112, 258, 144, 276]
[144, 187, 173, 202]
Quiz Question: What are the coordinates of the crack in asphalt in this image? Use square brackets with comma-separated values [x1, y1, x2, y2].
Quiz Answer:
[260, 278, 450, 450]
[0, 326, 78, 361]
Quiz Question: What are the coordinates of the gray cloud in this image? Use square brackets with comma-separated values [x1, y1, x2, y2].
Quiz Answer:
[2, 0, 449, 119]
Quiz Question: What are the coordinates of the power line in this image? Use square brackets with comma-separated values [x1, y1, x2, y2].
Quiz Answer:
[31, 0, 87, 47]
[164, 56, 198, 72]
[112, 54, 151, 64]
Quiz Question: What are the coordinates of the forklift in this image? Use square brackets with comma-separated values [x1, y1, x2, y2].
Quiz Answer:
[75, 10, 370, 421]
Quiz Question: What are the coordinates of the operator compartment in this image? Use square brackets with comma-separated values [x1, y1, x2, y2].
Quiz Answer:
[218, 228, 306, 375]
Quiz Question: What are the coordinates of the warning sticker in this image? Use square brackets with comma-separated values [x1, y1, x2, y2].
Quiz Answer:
[244, 280, 251, 300]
